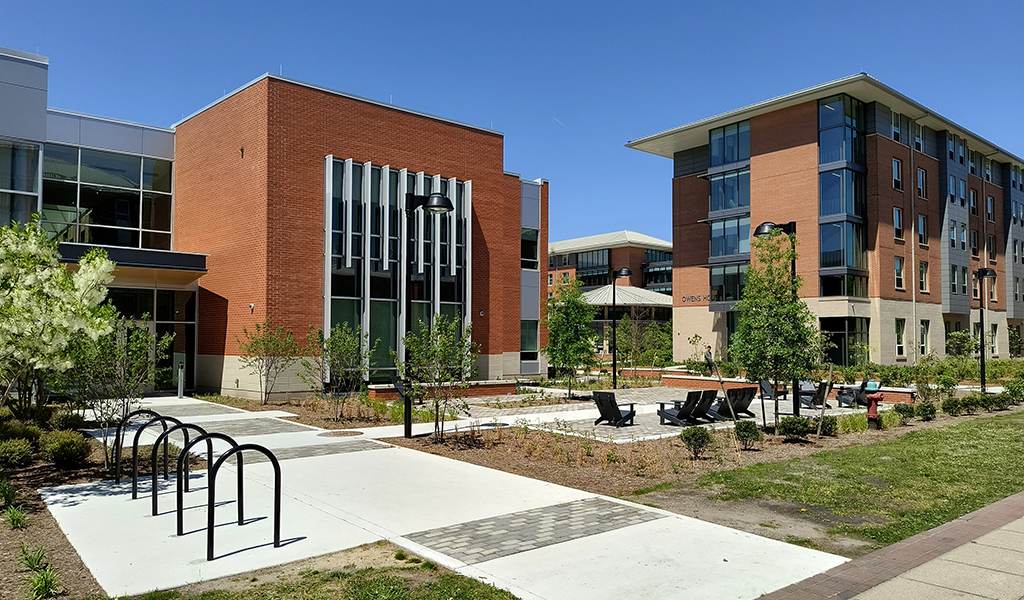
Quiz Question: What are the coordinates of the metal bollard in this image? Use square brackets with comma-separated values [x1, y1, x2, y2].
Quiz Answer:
[177, 362, 185, 399]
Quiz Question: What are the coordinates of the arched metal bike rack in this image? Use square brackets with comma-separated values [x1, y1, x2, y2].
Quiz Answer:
[114, 409, 166, 483]
[131, 415, 183, 499]
[176, 432, 243, 537]
[207, 443, 281, 561]
[151, 423, 209, 516]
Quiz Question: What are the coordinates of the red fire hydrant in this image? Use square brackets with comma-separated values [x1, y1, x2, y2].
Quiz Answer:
[866, 391, 883, 429]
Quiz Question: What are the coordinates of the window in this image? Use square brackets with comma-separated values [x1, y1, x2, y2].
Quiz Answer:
[520, 320, 539, 361]
[819, 222, 867, 269]
[960, 179, 967, 206]
[919, 261, 928, 292]
[949, 220, 956, 248]
[891, 110, 901, 142]
[708, 169, 750, 212]
[971, 230, 979, 257]
[1014, 240, 1018, 263]
[987, 196, 994, 222]
[960, 223, 967, 250]
[914, 123, 923, 152]
[918, 215, 927, 245]
[818, 95, 865, 165]
[948, 175, 956, 203]
[973, 272, 980, 299]
[970, 189, 978, 215]
[950, 265, 957, 294]
[1016, 277, 1019, 302]
[819, 169, 865, 216]
[819, 275, 868, 297]
[709, 120, 750, 167]
[521, 228, 539, 270]
[709, 263, 747, 302]
[969, 149, 977, 175]
[991, 324, 997, 354]
[962, 266, 968, 295]
[894, 207, 904, 239]
[547, 273, 553, 285]
[987, 235, 995, 261]
[990, 274, 997, 301]
[920, 320, 930, 356]
[562, 272, 569, 282]
[1014, 201, 1019, 224]
[895, 257, 905, 289]
[958, 138, 965, 164]
[917, 168, 926, 198]
[947, 133, 955, 160]
[985, 158, 992, 182]
[893, 158, 903, 190]
[895, 318, 906, 357]
[709, 216, 750, 257]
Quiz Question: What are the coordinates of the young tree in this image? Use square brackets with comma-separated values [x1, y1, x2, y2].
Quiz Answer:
[55, 315, 172, 468]
[237, 318, 300, 405]
[615, 314, 644, 373]
[643, 321, 674, 369]
[729, 229, 824, 427]
[398, 313, 477, 441]
[300, 323, 378, 421]
[0, 219, 114, 416]
[544, 279, 598, 399]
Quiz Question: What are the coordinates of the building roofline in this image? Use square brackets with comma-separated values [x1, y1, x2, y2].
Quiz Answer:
[173, 73, 503, 137]
[627, 73, 1024, 166]
[0, 46, 48, 65]
[46, 108, 175, 134]
[549, 230, 672, 254]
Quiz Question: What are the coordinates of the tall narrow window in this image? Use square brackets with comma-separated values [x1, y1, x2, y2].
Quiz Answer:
[893, 207, 903, 239]
[950, 265, 957, 294]
[962, 266, 968, 295]
[1016, 277, 1020, 302]
[1014, 239, 1018, 263]
[970, 189, 977, 215]
[891, 110, 901, 142]
[947, 133, 955, 160]
[973, 273, 980, 299]
[914, 123, 923, 152]
[988, 235, 995, 261]
[949, 220, 956, 248]
[918, 215, 927, 245]
[895, 318, 906, 357]
[917, 168, 926, 198]
[969, 149, 977, 175]
[960, 179, 967, 206]
[893, 158, 903, 190]
[960, 223, 967, 250]
[991, 324, 997, 354]
[958, 138, 965, 164]
[985, 158, 992, 182]
[948, 175, 956, 202]
[919, 261, 929, 292]
[920, 320, 930, 356]
[971, 230, 978, 257]
[895, 257, 905, 289]
[990, 274, 997, 301]
[987, 196, 995, 222]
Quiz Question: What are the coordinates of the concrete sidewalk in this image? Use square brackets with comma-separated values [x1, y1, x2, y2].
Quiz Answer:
[47, 395, 849, 599]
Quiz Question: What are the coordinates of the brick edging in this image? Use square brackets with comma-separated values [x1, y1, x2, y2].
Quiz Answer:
[760, 489, 1024, 599]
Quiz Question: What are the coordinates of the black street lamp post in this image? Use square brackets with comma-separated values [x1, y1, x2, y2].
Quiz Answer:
[752, 220, 800, 416]
[401, 192, 454, 438]
[611, 267, 633, 389]
[975, 267, 997, 393]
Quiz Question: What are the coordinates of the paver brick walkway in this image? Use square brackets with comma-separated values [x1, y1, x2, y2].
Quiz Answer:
[186, 417, 315, 437]
[142, 402, 246, 418]
[405, 497, 664, 564]
[241, 440, 389, 463]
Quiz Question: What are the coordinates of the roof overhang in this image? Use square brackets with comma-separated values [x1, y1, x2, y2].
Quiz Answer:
[626, 73, 1023, 165]
[59, 243, 207, 286]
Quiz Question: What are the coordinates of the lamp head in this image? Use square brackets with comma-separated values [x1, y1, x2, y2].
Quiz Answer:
[977, 267, 997, 281]
[424, 193, 454, 214]
[615, 267, 632, 278]
[753, 221, 778, 237]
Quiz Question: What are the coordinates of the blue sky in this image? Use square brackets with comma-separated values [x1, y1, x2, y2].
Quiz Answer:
[3, 0, 1023, 242]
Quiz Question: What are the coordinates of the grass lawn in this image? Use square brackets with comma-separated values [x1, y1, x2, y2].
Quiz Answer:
[128, 563, 518, 600]
[701, 411, 1024, 545]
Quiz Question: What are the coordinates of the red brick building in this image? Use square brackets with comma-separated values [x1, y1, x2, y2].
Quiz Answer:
[629, 74, 1024, 366]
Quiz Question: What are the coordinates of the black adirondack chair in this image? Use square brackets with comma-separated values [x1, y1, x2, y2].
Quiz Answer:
[687, 389, 720, 423]
[837, 379, 869, 407]
[658, 390, 702, 426]
[716, 387, 758, 419]
[593, 391, 635, 427]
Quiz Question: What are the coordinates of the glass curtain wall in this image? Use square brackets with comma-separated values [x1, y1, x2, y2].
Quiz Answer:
[330, 159, 468, 382]
[39, 144, 172, 249]
[0, 139, 40, 226]
[105, 287, 197, 390]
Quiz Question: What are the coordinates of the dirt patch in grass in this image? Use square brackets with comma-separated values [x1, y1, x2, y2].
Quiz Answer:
[387, 405, 1024, 558]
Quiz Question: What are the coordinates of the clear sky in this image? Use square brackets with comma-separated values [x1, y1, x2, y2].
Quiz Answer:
[3, 0, 1022, 243]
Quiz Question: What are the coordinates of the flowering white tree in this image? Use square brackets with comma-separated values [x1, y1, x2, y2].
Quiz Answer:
[0, 219, 115, 415]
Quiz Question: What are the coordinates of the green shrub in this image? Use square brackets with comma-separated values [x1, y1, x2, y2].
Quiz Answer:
[892, 403, 915, 425]
[48, 412, 85, 431]
[942, 396, 963, 416]
[0, 406, 13, 423]
[26, 564, 61, 599]
[0, 439, 33, 469]
[0, 420, 43, 447]
[915, 401, 937, 421]
[813, 415, 838, 437]
[4, 504, 27, 529]
[40, 431, 90, 468]
[837, 412, 867, 433]
[935, 373, 959, 398]
[718, 362, 740, 378]
[777, 416, 812, 441]
[989, 393, 1012, 411]
[961, 393, 983, 415]
[733, 420, 762, 450]
[19, 543, 48, 571]
[680, 426, 713, 459]
[0, 478, 15, 507]
[879, 408, 903, 429]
